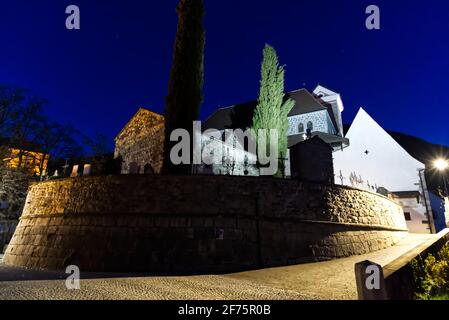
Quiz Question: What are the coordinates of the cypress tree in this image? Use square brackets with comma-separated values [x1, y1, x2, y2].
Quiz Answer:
[163, 0, 205, 175]
[252, 44, 294, 177]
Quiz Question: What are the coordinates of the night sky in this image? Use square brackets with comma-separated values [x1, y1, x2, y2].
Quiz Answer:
[1, 0, 449, 149]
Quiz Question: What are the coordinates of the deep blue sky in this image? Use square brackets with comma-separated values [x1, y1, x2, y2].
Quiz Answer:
[1, 0, 448, 149]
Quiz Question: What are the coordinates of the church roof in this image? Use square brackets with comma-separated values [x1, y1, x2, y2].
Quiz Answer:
[391, 191, 421, 199]
[115, 107, 164, 140]
[288, 132, 350, 149]
[203, 89, 328, 131]
[334, 107, 425, 192]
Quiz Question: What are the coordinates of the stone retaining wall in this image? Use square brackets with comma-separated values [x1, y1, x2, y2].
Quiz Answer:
[3, 175, 408, 273]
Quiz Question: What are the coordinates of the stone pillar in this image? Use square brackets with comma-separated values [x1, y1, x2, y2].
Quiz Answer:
[355, 260, 388, 300]
[70, 165, 79, 178]
[83, 164, 92, 176]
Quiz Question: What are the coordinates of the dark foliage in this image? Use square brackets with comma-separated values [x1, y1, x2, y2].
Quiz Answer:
[163, 0, 205, 175]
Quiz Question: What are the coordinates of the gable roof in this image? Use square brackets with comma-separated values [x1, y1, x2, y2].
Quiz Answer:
[287, 89, 327, 115]
[346, 108, 423, 165]
[334, 107, 425, 192]
[391, 191, 421, 199]
[288, 132, 349, 149]
[203, 89, 328, 131]
[313, 85, 340, 97]
[115, 107, 164, 140]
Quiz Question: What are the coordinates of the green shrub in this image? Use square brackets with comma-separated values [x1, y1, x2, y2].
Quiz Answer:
[411, 242, 449, 300]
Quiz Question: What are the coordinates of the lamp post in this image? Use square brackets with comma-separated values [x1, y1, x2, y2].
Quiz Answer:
[434, 158, 449, 197]
[418, 168, 435, 234]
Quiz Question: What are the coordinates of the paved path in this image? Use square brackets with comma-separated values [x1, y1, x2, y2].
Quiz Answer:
[229, 233, 436, 300]
[0, 234, 435, 300]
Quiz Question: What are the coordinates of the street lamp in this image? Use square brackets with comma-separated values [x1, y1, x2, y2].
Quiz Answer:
[433, 158, 449, 196]
[418, 168, 435, 234]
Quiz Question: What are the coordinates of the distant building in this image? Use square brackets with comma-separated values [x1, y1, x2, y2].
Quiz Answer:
[390, 191, 433, 234]
[333, 108, 436, 234]
[1, 138, 49, 176]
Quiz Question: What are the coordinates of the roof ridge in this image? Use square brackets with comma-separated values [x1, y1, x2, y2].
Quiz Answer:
[115, 107, 164, 139]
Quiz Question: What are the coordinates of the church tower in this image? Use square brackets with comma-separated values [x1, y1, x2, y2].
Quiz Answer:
[313, 85, 345, 137]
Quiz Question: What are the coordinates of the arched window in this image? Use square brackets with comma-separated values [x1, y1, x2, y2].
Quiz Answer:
[144, 163, 154, 174]
[298, 123, 304, 133]
[307, 121, 313, 131]
[129, 162, 139, 174]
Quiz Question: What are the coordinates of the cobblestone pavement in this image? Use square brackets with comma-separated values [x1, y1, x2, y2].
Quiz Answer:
[0, 275, 314, 300]
[230, 233, 436, 300]
[0, 234, 435, 300]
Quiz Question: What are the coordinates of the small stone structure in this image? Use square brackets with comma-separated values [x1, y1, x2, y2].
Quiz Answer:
[3, 176, 408, 273]
[290, 136, 335, 183]
[114, 108, 164, 174]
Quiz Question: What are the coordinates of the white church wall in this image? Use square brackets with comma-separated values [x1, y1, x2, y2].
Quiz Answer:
[313, 85, 345, 136]
[333, 108, 425, 192]
[333, 108, 435, 234]
[288, 110, 329, 136]
[199, 131, 259, 177]
[326, 114, 337, 135]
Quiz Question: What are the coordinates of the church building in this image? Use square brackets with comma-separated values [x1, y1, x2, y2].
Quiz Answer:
[333, 108, 437, 234]
[113, 86, 445, 235]
[114, 85, 349, 178]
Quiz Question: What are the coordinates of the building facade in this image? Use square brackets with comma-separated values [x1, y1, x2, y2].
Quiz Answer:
[1, 145, 48, 177]
[201, 85, 349, 177]
[333, 108, 436, 234]
[114, 85, 349, 178]
[114, 108, 165, 175]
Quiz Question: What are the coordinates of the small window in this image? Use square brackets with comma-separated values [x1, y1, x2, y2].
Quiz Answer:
[298, 123, 305, 133]
[307, 121, 313, 131]
[404, 212, 411, 221]
[422, 220, 429, 224]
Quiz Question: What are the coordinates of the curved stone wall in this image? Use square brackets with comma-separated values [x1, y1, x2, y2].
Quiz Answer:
[3, 176, 408, 273]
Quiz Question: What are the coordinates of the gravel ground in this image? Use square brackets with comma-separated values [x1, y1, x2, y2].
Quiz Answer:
[0, 233, 434, 300]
